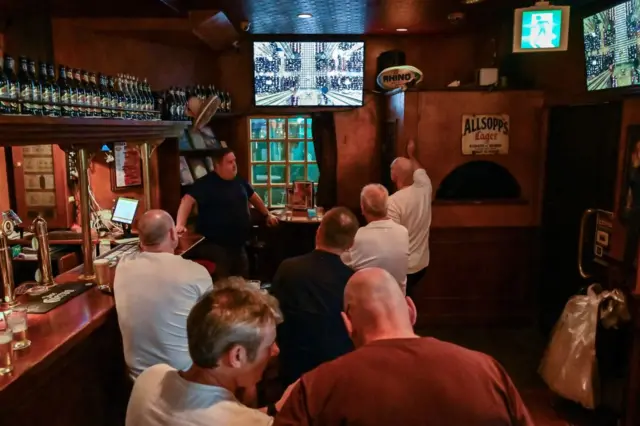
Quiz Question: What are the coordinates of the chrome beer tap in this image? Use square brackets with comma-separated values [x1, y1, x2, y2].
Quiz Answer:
[0, 212, 19, 307]
[29, 216, 56, 293]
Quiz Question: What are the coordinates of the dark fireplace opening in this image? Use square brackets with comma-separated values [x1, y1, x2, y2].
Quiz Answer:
[435, 160, 521, 201]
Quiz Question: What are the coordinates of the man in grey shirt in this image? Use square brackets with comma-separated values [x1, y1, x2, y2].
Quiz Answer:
[126, 278, 296, 426]
[342, 184, 409, 293]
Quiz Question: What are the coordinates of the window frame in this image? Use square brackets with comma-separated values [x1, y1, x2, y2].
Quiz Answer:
[248, 115, 317, 208]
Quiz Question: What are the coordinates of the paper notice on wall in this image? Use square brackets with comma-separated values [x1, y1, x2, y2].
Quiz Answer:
[461, 114, 510, 155]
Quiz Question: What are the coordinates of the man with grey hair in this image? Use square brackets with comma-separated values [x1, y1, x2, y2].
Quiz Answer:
[114, 209, 213, 379]
[388, 139, 432, 298]
[341, 183, 409, 292]
[126, 279, 296, 426]
[275, 268, 534, 426]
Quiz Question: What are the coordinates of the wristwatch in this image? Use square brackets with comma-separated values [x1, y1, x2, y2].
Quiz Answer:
[267, 403, 278, 416]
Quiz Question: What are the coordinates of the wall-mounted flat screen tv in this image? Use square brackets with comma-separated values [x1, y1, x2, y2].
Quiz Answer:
[253, 41, 365, 107]
[584, 0, 640, 91]
[513, 4, 570, 53]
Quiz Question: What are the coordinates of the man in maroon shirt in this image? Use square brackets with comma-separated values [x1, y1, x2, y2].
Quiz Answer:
[274, 268, 534, 426]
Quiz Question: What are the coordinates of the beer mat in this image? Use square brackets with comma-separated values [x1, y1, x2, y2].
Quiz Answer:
[24, 282, 95, 314]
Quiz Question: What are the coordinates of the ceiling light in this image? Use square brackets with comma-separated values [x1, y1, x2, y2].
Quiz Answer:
[396, 28, 408, 32]
[298, 13, 312, 18]
[461, 0, 485, 4]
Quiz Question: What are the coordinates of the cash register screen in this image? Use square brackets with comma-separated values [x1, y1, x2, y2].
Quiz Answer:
[112, 197, 139, 225]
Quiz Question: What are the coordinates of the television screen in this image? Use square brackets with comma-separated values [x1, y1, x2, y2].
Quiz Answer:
[584, 0, 640, 91]
[513, 6, 570, 53]
[253, 41, 364, 107]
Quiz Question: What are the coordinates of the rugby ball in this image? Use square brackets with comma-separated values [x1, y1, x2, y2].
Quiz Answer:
[376, 65, 423, 91]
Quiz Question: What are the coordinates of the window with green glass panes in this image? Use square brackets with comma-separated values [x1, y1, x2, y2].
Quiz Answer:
[249, 116, 317, 207]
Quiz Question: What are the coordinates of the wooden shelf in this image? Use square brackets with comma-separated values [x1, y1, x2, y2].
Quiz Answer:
[179, 149, 220, 157]
[0, 115, 189, 147]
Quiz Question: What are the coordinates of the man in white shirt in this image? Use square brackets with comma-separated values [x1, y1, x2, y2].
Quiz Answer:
[126, 279, 295, 426]
[114, 209, 213, 378]
[341, 184, 409, 293]
[387, 140, 432, 297]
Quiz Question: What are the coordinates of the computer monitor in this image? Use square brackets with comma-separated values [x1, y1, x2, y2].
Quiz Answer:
[112, 197, 139, 237]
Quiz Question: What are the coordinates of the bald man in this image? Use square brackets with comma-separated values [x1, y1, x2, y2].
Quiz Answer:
[114, 209, 213, 379]
[341, 184, 409, 292]
[388, 140, 432, 297]
[275, 268, 534, 426]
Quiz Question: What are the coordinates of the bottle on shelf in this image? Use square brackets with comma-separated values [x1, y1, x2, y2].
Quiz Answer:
[39, 61, 54, 117]
[87, 71, 101, 117]
[57, 65, 71, 117]
[28, 59, 42, 116]
[3, 55, 19, 114]
[66, 66, 78, 117]
[98, 73, 111, 118]
[18, 57, 32, 115]
[73, 68, 87, 117]
[47, 63, 61, 117]
[0, 55, 9, 114]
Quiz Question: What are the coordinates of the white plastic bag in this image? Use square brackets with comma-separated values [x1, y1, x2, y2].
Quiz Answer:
[539, 285, 601, 409]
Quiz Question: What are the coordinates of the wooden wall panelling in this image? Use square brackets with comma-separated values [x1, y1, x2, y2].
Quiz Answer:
[0, 313, 128, 426]
[405, 90, 545, 228]
[416, 227, 537, 326]
[0, 148, 9, 212]
[52, 19, 216, 90]
[334, 94, 380, 211]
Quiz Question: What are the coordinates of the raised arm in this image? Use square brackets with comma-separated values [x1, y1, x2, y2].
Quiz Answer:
[406, 139, 423, 172]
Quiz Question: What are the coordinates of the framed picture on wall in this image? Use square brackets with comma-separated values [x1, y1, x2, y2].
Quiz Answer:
[111, 142, 143, 190]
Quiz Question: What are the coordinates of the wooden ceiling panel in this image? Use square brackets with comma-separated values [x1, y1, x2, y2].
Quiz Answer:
[186, 0, 534, 34]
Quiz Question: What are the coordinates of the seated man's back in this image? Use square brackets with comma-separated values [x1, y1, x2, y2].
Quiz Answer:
[276, 337, 532, 426]
[127, 364, 272, 426]
[114, 210, 213, 378]
[275, 268, 533, 426]
[342, 184, 409, 289]
[272, 207, 359, 385]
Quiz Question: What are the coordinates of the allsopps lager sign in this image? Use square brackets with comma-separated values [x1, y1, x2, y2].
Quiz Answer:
[461, 114, 510, 155]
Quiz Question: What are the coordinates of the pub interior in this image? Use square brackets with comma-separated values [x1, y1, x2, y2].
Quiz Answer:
[0, 0, 639, 425]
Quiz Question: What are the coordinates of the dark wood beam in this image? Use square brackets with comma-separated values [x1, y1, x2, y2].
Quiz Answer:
[157, 0, 183, 14]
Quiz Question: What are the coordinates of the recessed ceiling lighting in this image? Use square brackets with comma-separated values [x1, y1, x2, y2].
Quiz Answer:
[298, 13, 313, 18]
[396, 28, 408, 32]
[461, 0, 485, 4]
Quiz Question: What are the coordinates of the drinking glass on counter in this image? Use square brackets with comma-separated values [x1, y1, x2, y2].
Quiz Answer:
[316, 207, 325, 221]
[6, 306, 31, 350]
[94, 259, 110, 287]
[0, 312, 14, 374]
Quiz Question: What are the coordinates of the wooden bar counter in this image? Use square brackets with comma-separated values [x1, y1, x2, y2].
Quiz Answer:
[0, 233, 203, 426]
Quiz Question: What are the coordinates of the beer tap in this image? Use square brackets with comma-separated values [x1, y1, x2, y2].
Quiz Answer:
[27, 216, 56, 295]
[0, 213, 18, 307]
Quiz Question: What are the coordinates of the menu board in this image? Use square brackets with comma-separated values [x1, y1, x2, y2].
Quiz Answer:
[21, 145, 57, 208]
[112, 142, 143, 189]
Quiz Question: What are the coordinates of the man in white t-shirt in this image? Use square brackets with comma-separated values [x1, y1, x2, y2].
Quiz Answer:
[126, 279, 295, 426]
[114, 209, 213, 379]
[387, 140, 432, 297]
[342, 184, 409, 293]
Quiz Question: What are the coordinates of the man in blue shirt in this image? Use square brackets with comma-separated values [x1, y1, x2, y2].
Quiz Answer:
[176, 148, 277, 278]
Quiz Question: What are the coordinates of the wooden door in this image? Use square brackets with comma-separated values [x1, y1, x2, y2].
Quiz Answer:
[11, 145, 73, 229]
[539, 103, 622, 332]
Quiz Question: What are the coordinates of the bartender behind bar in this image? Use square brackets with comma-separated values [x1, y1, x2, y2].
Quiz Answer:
[176, 147, 278, 278]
